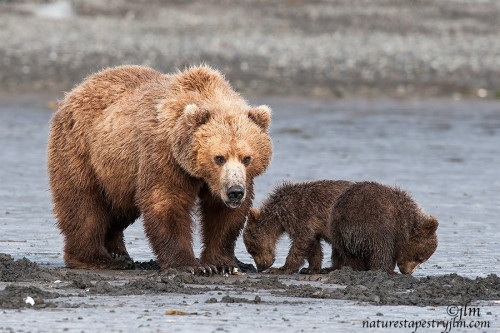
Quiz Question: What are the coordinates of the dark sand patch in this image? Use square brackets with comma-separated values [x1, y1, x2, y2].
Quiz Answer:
[132, 259, 257, 273]
[0, 253, 62, 282]
[291, 267, 500, 306]
[1, 254, 498, 309]
[0, 285, 59, 309]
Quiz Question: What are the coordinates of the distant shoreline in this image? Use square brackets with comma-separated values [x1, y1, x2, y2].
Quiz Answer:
[1, 0, 499, 99]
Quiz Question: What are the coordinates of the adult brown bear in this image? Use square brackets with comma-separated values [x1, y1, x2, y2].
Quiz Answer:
[47, 65, 272, 274]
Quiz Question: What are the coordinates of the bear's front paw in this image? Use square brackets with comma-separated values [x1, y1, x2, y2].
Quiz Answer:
[214, 264, 240, 275]
[200, 255, 241, 275]
[171, 264, 218, 276]
[110, 252, 133, 264]
[200, 261, 240, 275]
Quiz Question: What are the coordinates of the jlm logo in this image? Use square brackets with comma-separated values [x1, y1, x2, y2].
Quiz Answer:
[447, 304, 481, 321]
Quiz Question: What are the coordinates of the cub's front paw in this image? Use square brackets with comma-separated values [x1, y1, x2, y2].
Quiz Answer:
[265, 267, 294, 275]
[299, 267, 322, 275]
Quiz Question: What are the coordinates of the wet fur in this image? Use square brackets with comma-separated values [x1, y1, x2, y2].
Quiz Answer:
[328, 181, 438, 275]
[244, 180, 353, 274]
[48, 65, 272, 270]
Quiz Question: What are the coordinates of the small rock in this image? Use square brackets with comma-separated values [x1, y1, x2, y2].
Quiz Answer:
[24, 297, 35, 306]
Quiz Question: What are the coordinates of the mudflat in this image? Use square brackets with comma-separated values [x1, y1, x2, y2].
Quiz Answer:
[1, 95, 499, 331]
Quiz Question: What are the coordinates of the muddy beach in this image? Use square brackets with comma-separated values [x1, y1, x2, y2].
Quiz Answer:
[1, 254, 499, 309]
[1, 95, 499, 331]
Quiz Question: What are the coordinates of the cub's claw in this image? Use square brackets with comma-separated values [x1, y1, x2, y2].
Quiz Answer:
[265, 267, 293, 275]
[299, 267, 321, 275]
[319, 267, 334, 274]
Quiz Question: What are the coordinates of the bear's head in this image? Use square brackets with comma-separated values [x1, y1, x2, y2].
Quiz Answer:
[397, 215, 439, 274]
[184, 104, 272, 208]
[243, 208, 276, 272]
[162, 66, 272, 209]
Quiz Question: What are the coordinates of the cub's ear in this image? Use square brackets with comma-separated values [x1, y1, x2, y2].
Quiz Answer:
[247, 207, 260, 224]
[422, 216, 439, 235]
[248, 105, 271, 131]
[184, 104, 210, 129]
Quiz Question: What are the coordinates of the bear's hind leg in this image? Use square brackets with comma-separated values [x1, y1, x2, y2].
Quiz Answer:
[368, 248, 397, 274]
[267, 238, 311, 274]
[300, 239, 323, 274]
[55, 188, 130, 269]
[104, 208, 139, 265]
[323, 244, 345, 273]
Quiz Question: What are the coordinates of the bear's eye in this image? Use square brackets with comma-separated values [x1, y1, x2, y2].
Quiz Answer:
[242, 156, 251, 166]
[214, 155, 226, 166]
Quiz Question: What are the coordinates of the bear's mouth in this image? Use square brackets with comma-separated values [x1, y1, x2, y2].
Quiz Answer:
[225, 200, 242, 209]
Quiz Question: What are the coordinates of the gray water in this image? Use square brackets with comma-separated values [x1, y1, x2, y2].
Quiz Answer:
[0, 95, 499, 331]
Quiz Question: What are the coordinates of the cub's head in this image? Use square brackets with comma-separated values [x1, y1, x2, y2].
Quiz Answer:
[181, 103, 272, 209]
[243, 208, 276, 272]
[397, 216, 439, 274]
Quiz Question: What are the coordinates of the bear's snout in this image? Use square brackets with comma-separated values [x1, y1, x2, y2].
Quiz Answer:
[398, 261, 420, 275]
[227, 185, 244, 201]
[220, 159, 247, 209]
[224, 185, 245, 209]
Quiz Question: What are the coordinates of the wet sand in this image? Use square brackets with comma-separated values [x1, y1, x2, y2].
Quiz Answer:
[2, 254, 499, 309]
[0, 95, 499, 331]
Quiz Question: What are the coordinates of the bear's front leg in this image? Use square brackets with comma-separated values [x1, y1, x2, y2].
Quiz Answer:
[267, 239, 309, 275]
[299, 239, 324, 274]
[198, 184, 251, 274]
[140, 184, 215, 275]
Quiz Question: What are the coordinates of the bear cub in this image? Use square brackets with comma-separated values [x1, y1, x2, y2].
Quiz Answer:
[328, 181, 438, 275]
[243, 180, 353, 274]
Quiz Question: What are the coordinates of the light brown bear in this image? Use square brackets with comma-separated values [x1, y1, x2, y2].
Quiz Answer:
[243, 180, 354, 274]
[328, 181, 438, 275]
[47, 65, 272, 274]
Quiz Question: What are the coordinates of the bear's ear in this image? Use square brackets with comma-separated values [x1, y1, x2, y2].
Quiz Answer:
[248, 105, 271, 131]
[184, 104, 210, 129]
[421, 216, 438, 235]
[247, 207, 260, 224]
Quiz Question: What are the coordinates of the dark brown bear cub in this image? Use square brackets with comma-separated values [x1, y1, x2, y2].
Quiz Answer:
[243, 180, 353, 274]
[328, 181, 438, 275]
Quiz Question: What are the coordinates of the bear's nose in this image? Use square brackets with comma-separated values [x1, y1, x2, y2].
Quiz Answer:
[227, 185, 244, 201]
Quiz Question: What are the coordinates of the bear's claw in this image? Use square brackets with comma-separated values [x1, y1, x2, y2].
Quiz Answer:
[198, 264, 243, 276]
[180, 264, 219, 276]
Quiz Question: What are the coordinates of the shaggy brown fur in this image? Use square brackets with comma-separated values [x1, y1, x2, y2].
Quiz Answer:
[47, 65, 272, 273]
[327, 181, 438, 275]
[243, 180, 354, 274]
